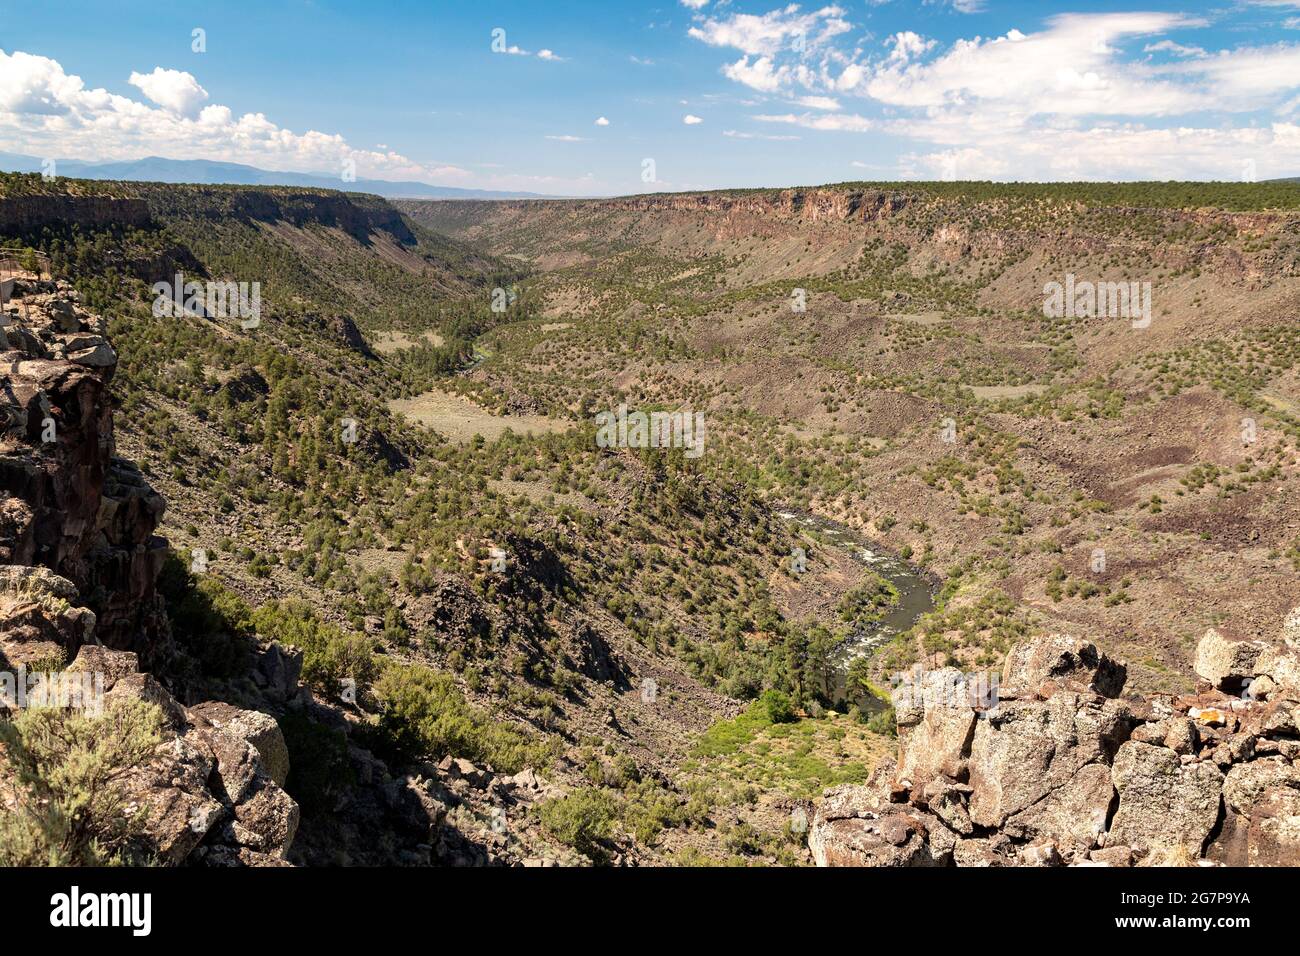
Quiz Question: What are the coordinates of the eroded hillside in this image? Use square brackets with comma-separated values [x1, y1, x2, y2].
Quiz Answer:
[403, 184, 1300, 695]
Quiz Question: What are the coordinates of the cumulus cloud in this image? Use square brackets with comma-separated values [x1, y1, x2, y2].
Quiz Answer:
[683, 114, 704, 124]
[0, 50, 433, 179]
[595, 116, 610, 126]
[128, 67, 208, 118]
[0, 50, 85, 115]
[722, 55, 791, 92]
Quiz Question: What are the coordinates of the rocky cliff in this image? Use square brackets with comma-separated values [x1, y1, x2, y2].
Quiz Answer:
[0, 274, 170, 667]
[811, 621, 1300, 867]
[0, 194, 152, 233]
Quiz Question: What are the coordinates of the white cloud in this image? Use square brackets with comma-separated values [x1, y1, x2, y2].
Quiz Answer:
[546, 134, 586, 141]
[690, 7, 1300, 180]
[887, 31, 936, 64]
[896, 123, 1300, 182]
[790, 94, 840, 109]
[127, 67, 209, 118]
[537, 49, 566, 62]
[856, 14, 1211, 116]
[681, 0, 711, 8]
[688, 5, 852, 57]
[724, 129, 801, 140]
[683, 114, 704, 124]
[756, 111, 874, 131]
[595, 116, 610, 126]
[1144, 40, 1207, 58]
[722, 55, 791, 92]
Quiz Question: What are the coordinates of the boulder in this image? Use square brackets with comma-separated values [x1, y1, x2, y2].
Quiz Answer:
[65, 644, 139, 689]
[1001, 634, 1126, 697]
[1252, 646, 1300, 700]
[59, 644, 301, 864]
[1222, 759, 1300, 816]
[968, 692, 1132, 847]
[894, 700, 976, 791]
[1195, 629, 1268, 692]
[810, 787, 950, 867]
[922, 779, 974, 835]
[1132, 716, 1199, 755]
[952, 836, 1012, 867]
[1089, 846, 1134, 867]
[190, 700, 290, 788]
[891, 666, 970, 730]
[1108, 741, 1223, 858]
[105, 672, 188, 730]
[1018, 842, 1062, 867]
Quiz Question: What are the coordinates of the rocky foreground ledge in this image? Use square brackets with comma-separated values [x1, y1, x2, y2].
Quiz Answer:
[811, 617, 1300, 867]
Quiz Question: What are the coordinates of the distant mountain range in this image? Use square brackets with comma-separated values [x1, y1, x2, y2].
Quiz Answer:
[0, 152, 551, 200]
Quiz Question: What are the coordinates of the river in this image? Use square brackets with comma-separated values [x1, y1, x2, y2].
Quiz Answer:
[777, 508, 937, 660]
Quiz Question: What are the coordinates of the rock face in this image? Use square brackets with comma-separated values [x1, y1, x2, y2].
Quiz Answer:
[1108, 741, 1223, 859]
[0, 276, 170, 667]
[0, 277, 527, 868]
[65, 645, 300, 865]
[968, 693, 1130, 849]
[812, 623, 1300, 867]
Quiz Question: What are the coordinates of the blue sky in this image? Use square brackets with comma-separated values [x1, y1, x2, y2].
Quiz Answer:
[3, 0, 1300, 194]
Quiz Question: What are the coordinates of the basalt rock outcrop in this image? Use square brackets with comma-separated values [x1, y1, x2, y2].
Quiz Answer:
[0, 274, 170, 667]
[73, 645, 299, 865]
[812, 622, 1300, 867]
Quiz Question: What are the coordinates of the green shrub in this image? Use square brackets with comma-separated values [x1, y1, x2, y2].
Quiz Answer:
[757, 689, 795, 724]
[0, 697, 163, 866]
[372, 663, 550, 773]
[251, 600, 376, 691]
[537, 788, 617, 863]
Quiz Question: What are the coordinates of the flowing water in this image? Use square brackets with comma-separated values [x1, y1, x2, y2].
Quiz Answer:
[777, 509, 937, 661]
